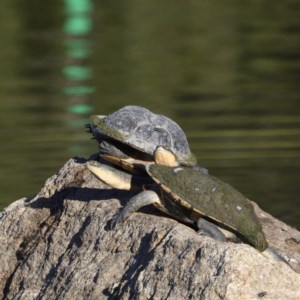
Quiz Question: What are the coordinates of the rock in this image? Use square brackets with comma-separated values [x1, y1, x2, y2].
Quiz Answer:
[0, 157, 300, 300]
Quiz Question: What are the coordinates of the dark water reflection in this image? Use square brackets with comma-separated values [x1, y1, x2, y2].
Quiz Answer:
[0, 0, 299, 229]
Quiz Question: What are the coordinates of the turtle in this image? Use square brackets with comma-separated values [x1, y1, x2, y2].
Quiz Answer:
[86, 147, 291, 266]
[86, 106, 205, 172]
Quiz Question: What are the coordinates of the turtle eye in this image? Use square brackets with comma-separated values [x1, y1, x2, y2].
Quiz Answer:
[154, 128, 162, 132]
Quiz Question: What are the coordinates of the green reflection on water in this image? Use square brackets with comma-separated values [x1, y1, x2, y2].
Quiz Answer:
[64, 86, 95, 95]
[62, 0, 94, 127]
[64, 0, 93, 14]
[65, 104, 93, 114]
[63, 66, 92, 80]
[63, 0, 93, 35]
[64, 40, 91, 58]
[64, 16, 92, 35]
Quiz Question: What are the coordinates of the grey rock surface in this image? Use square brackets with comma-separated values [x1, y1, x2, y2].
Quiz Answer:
[0, 158, 300, 300]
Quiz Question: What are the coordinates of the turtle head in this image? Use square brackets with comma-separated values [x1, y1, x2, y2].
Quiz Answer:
[154, 146, 180, 167]
[90, 115, 106, 126]
[99, 140, 130, 159]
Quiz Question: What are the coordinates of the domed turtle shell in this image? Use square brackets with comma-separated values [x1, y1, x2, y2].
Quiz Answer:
[89, 106, 196, 166]
[146, 164, 268, 252]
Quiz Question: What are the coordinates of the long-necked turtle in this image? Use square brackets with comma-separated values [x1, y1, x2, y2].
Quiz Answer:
[87, 147, 291, 265]
[86, 106, 198, 168]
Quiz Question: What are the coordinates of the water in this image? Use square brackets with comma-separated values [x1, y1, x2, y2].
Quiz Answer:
[0, 0, 299, 229]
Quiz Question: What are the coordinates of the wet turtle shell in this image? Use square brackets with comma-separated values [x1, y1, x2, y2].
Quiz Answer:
[88, 106, 197, 166]
[146, 164, 268, 251]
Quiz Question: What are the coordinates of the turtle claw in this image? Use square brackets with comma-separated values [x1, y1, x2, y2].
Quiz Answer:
[109, 206, 132, 230]
[109, 212, 125, 230]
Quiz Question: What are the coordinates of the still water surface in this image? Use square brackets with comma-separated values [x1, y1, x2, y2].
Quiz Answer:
[0, 1, 299, 229]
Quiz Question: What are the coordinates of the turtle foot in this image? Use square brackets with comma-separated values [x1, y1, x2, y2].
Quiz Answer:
[197, 218, 227, 242]
[109, 190, 162, 230]
[109, 211, 127, 230]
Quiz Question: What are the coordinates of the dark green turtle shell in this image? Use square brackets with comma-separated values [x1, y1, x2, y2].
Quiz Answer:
[89, 106, 196, 166]
[147, 164, 268, 252]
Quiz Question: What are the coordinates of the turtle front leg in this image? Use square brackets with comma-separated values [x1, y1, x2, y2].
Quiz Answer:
[111, 190, 162, 229]
[87, 160, 151, 191]
[197, 218, 227, 242]
[87, 160, 133, 190]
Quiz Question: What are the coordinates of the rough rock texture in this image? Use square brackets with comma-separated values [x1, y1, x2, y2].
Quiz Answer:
[0, 157, 300, 300]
